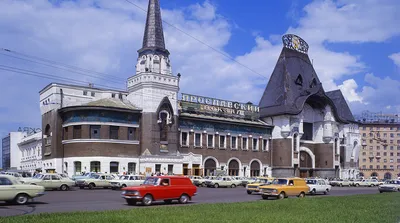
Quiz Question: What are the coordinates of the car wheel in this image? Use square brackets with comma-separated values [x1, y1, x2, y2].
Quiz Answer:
[79, 186, 84, 189]
[142, 194, 153, 206]
[164, 199, 172, 204]
[14, 193, 29, 205]
[231, 184, 236, 188]
[214, 184, 219, 188]
[355, 184, 360, 187]
[178, 194, 190, 204]
[261, 195, 269, 200]
[247, 190, 252, 195]
[126, 199, 136, 205]
[121, 184, 127, 188]
[298, 192, 305, 198]
[371, 184, 375, 187]
[379, 191, 383, 193]
[312, 189, 316, 195]
[88, 183, 95, 189]
[278, 192, 285, 200]
[324, 189, 329, 195]
[201, 182, 206, 187]
[60, 184, 69, 191]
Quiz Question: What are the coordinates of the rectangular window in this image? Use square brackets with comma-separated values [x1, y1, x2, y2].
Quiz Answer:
[362, 158, 366, 162]
[109, 126, 119, 140]
[90, 125, 101, 139]
[301, 123, 313, 140]
[112, 93, 115, 98]
[207, 134, 214, 148]
[377, 165, 380, 169]
[119, 94, 123, 99]
[155, 164, 161, 173]
[242, 137, 248, 150]
[195, 133, 201, 147]
[231, 136, 237, 149]
[219, 135, 226, 148]
[73, 126, 82, 139]
[168, 165, 173, 175]
[128, 128, 135, 140]
[83, 91, 87, 96]
[362, 165, 366, 169]
[377, 146, 380, 150]
[181, 132, 188, 146]
[383, 165, 387, 169]
[91, 92, 95, 97]
[63, 127, 68, 140]
[253, 138, 258, 151]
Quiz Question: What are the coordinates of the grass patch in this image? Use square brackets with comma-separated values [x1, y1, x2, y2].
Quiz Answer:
[2, 193, 399, 223]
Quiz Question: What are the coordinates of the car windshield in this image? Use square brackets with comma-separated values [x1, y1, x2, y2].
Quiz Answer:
[307, 180, 317, 184]
[143, 177, 159, 185]
[272, 179, 288, 185]
[34, 174, 44, 179]
[91, 174, 101, 179]
[121, 176, 130, 180]
[254, 178, 269, 183]
[216, 177, 223, 180]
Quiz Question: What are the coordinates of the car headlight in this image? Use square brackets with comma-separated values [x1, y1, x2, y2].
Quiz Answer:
[272, 189, 277, 193]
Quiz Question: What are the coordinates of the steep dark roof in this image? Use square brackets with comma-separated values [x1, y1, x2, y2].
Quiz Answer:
[138, 0, 169, 56]
[325, 90, 356, 123]
[259, 34, 352, 123]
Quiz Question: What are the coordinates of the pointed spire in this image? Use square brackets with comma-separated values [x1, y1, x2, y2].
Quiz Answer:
[138, 0, 169, 56]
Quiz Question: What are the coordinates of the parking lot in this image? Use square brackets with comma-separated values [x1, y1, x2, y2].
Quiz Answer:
[0, 186, 379, 217]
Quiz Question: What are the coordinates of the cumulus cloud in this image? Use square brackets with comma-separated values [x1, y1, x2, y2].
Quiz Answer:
[389, 52, 400, 68]
[0, 0, 399, 138]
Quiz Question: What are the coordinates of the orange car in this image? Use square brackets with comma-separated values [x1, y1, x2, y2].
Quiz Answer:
[259, 178, 309, 200]
[121, 176, 197, 206]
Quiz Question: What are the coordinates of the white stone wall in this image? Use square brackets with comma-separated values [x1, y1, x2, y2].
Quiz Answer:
[40, 84, 127, 115]
[19, 132, 42, 174]
[9, 132, 26, 169]
[127, 72, 179, 114]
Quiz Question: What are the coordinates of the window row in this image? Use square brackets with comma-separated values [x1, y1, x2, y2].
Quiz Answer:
[364, 145, 400, 150]
[63, 125, 138, 141]
[362, 158, 395, 163]
[361, 151, 399, 157]
[180, 132, 270, 151]
[361, 165, 396, 170]
[362, 126, 400, 131]
[72, 161, 136, 174]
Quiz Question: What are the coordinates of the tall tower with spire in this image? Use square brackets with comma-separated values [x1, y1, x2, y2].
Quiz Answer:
[127, 0, 180, 157]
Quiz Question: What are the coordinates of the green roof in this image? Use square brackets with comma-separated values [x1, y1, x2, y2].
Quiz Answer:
[85, 98, 140, 110]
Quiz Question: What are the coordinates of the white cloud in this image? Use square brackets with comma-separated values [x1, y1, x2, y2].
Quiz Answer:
[0, 0, 400, 137]
[389, 52, 400, 68]
[338, 79, 363, 103]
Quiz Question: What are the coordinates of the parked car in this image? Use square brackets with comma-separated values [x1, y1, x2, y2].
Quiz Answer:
[110, 175, 145, 189]
[20, 173, 75, 191]
[259, 178, 309, 200]
[121, 176, 197, 206]
[246, 177, 274, 194]
[354, 179, 379, 187]
[0, 174, 45, 205]
[189, 176, 203, 186]
[306, 178, 331, 195]
[205, 176, 238, 188]
[378, 180, 400, 193]
[71, 172, 98, 181]
[76, 174, 114, 189]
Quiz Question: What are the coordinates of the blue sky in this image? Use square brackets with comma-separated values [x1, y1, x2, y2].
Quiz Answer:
[1, 0, 400, 165]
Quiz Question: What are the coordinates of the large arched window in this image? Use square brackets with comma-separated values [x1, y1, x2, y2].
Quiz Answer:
[334, 138, 339, 155]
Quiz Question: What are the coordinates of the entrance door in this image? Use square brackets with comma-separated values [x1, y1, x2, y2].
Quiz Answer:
[300, 170, 308, 178]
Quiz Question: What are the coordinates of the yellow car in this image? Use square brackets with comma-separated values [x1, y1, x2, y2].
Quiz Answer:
[259, 178, 309, 200]
[246, 177, 274, 194]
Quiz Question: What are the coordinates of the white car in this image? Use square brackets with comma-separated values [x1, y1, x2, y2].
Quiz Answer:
[0, 174, 45, 205]
[306, 178, 331, 195]
[354, 179, 379, 187]
[378, 180, 400, 193]
[110, 175, 145, 189]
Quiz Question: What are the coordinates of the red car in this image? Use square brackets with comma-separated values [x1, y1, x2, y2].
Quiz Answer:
[121, 176, 197, 206]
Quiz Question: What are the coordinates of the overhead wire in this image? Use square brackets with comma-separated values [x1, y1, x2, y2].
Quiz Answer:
[124, 0, 268, 79]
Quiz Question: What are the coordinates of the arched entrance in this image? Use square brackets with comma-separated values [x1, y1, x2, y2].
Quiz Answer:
[250, 161, 260, 177]
[228, 160, 239, 176]
[359, 172, 364, 178]
[299, 150, 314, 178]
[204, 159, 216, 176]
[371, 172, 378, 178]
[384, 172, 392, 180]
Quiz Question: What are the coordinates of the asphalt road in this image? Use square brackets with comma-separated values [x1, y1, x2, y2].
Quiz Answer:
[0, 186, 380, 217]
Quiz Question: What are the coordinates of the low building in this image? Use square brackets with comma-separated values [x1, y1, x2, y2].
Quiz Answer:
[18, 131, 43, 174]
